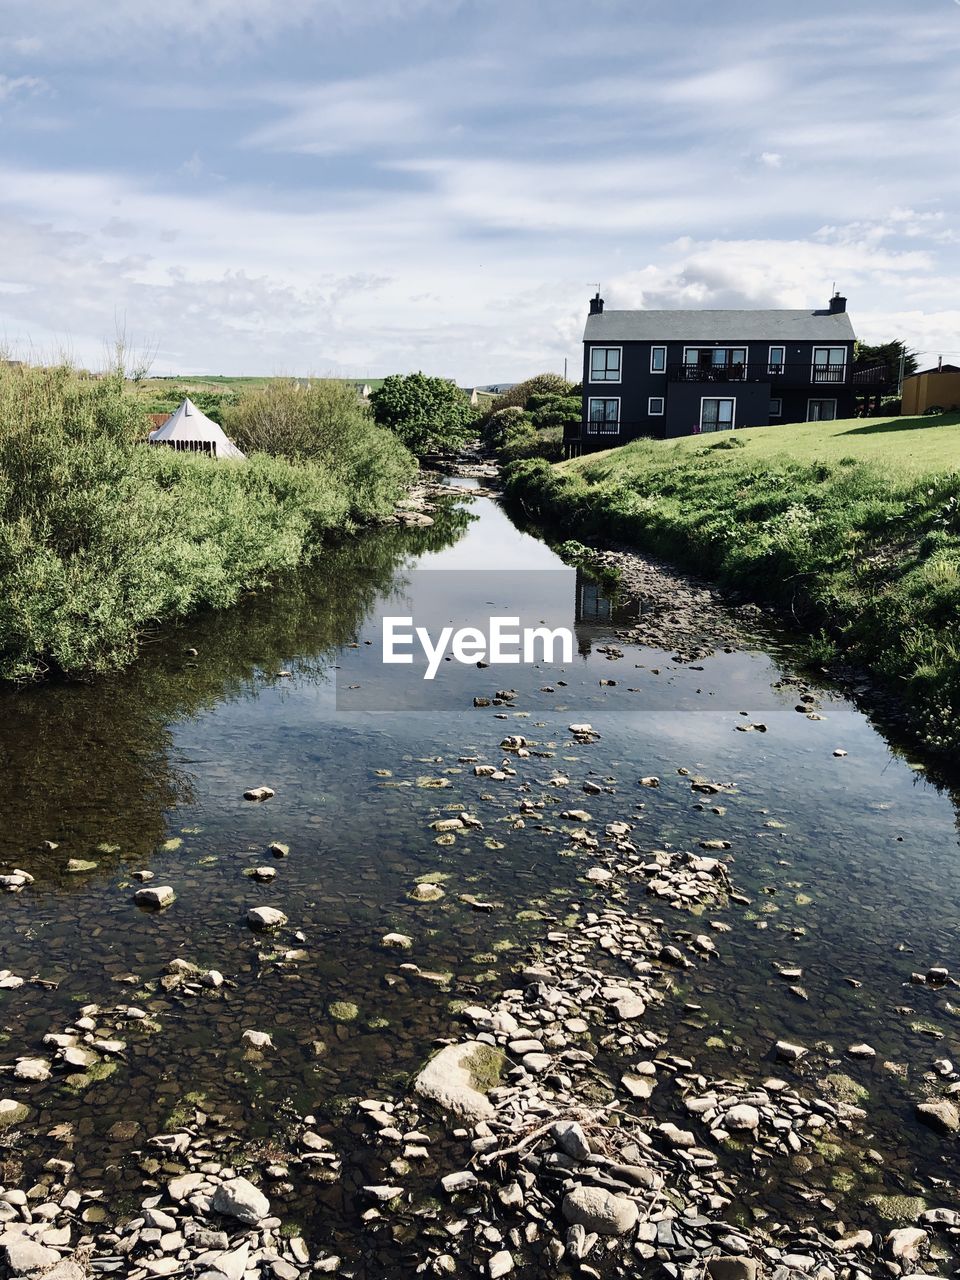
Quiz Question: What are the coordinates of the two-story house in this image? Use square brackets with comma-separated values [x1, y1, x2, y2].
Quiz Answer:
[569, 293, 886, 455]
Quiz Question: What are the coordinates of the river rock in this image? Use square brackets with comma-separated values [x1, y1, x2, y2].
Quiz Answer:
[243, 786, 275, 801]
[241, 1029, 273, 1050]
[410, 882, 444, 902]
[413, 1041, 502, 1121]
[706, 1260, 759, 1280]
[886, 1227, 928, 1261]
[489, 1251, 513, 1278]
[381, 933, 414, 950]
[775, 1039, 808, 1061]
[211, 1176, 270, 1224]
[562, 1185, 638, 1236]
[553, 1120, 591, 1160]
[2, 1238, 62, 1274]
[247, 906, 287, 930]
[916, 1099, 960, 1133]
[135, 885, 176, 910]
[14, 1057, 51, 1082]
[725, 1103, 760, 1131]
[167, 1172, 205, 1201]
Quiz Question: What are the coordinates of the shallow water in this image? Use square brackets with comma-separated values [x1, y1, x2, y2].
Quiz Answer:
[1, 480, 958, 1259]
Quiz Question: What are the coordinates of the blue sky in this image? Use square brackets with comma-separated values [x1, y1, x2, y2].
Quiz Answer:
[1, 0, 959, 382]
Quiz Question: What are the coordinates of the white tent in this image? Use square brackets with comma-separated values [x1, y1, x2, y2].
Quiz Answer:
[148, 397, 246, 460]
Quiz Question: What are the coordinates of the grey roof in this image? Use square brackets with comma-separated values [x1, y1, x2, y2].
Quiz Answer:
[584, 308, 856, 343]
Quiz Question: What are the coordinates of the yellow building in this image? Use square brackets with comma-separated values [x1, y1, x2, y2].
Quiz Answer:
[901, 364, 960, 415]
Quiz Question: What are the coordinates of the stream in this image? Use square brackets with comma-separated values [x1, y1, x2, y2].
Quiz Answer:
[0, 477, 958, 1277]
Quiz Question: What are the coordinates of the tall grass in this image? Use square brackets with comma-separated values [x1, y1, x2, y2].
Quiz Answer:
[504, 444, 960, 761]
[0, 366, 414, 680]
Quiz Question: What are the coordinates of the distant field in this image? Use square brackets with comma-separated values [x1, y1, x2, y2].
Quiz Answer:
[563, 411, 960, 480]
[138, 375, 386, 396]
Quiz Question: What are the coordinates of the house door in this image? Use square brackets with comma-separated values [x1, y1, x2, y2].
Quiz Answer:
[700, 398, 735, 432]
[807, 398, 838, 421]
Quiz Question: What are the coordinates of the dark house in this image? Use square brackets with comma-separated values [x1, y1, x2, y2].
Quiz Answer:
[568, 292, 887, 455]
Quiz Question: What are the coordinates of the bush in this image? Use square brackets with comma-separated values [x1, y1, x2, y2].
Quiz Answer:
[369, 373, 477, 456]
[0, 366, 412, 680]
[222, 379, 415, 522]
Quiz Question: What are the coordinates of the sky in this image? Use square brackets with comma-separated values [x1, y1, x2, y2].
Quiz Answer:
[0, 0, 959, 383]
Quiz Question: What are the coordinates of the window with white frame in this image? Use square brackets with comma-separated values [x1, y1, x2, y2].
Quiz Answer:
[769, 398, 783, 416]
[650, 346, 666, 373]
[768, 346, 786, 374]
[812, 347, 847, 383]
[648, 396, 665, 415]
[589, 347, 621, 382]
[699, 398, 735, 432]
[587, 398, 620, 433]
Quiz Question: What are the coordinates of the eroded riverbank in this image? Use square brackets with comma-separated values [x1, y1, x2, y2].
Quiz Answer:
[0, 480, 958, 1280]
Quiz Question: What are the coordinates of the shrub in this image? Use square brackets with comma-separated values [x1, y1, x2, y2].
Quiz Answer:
[222, 379, 415, 521]
[0, 365, 412, 680]
[369, 373, 477, 456]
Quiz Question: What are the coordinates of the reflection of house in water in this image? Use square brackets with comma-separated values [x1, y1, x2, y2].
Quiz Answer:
[573, 567, 639, 656]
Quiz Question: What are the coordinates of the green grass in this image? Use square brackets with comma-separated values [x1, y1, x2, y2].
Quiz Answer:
[0, 365, 414, 681]
[563, 411, 960, 479]
[504, 412, 960, 762]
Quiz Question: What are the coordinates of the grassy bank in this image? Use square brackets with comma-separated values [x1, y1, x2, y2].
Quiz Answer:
[504, 412, 960, 759]
[0, 366, 415, 681]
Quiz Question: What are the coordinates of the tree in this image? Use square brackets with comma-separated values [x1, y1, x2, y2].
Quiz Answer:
[369, 373, 477, 455]
[855, 340, 919, 388]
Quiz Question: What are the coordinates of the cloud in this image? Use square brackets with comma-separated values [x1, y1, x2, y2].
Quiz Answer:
[1, 2, 959, 381]
[0, 75, 45, 103]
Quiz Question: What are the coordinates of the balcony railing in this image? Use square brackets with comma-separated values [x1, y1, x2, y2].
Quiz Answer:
[665, 361, 887, 386]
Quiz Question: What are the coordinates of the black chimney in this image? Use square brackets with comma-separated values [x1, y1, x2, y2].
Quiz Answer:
[828, 292, 847, 314]
[589, 291, 604, 316]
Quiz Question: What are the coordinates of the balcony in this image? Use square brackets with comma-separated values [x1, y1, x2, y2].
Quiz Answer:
[666, 361, 887, 387]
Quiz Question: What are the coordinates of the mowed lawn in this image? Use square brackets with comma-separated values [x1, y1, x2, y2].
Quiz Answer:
[564, 411, 960, 481]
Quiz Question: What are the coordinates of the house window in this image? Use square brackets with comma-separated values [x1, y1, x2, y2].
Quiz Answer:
[650, 346, 666, 373]
[587, 397, 620, 434]
[590, 347, 621, 382]
[807, 398, 837, 421]
[700, 398, 735, 432]
[770, 398, 783, 416]
[683, 347, 748, 380]
[768, 346, 786, 374]
[812, 347, 847, 383]
[648, 396, 665, 415]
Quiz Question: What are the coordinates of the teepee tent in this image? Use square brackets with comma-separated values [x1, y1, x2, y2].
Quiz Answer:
[148, 398, 245, 460]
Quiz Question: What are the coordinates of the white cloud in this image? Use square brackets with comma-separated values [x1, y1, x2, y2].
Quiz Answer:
[0, 75, 45, 103]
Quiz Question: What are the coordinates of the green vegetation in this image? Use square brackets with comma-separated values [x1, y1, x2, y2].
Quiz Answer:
[0, 365, 414, 681]
[136, 375, 387, 425]
[221, 379, 413, 519]
[369, 372, 477, 455]
[504, 412, 960, 760]
[481, 373, 579, 463]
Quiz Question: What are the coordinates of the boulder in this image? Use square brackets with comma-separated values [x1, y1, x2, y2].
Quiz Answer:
[413, 1041, 503, 1121]
[553, 1120, 591, 1161]
[916, 1100, 960, 1134]
[247, 906, 287, 930]
[706, 1260, 759, 1280]
[135, 885, 176, 910]
[211, 1176, 270, 1225]
[562, 1185, 638, 1236]
[725, 1104, 760, 1132]
[2, 1238, 62, 1275]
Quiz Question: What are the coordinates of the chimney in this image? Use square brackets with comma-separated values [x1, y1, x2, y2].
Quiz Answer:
[589, 291, 604, 316]
[828, 292, 847, 314]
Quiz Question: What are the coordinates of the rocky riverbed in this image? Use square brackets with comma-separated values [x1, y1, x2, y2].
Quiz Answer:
[0, 480, 958, 1280]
